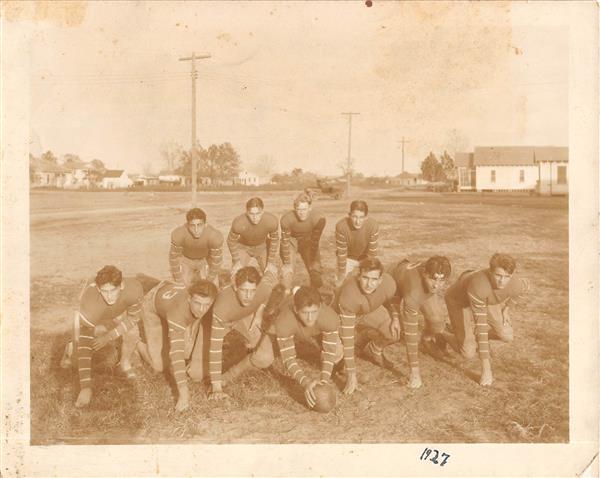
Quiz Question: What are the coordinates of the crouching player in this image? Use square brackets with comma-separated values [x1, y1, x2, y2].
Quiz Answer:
[389, 256, 451, 389]
[442, 253, 530, 386]
[270, 286, 343, 408]
[280, 193, 326, 292]
[335, 258, 399, 395]
[136, 279, 218, 411]
[61, 265, 145, 408]
[207, 263, 279, 400]
[169, 208, 224, 287]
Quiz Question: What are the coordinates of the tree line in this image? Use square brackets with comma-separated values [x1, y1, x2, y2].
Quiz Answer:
[420, 151, 457, 182]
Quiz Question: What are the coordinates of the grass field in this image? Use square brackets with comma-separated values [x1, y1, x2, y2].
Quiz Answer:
[29, 188, 569, 444]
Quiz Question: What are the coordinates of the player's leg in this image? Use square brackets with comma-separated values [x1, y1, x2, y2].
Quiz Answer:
[345, 258, 360, 277]
[442, 298, 476, 358]
[281, 239, 298, 293]
[60, 310, 80, 369]
[179, 256, 196, 287]
[362, 305, 399, 366]
[136, 288, 165, 373]
[421, 294, 448, 357]
[486, 303, 514, 342]
[298, 239, 323, 289]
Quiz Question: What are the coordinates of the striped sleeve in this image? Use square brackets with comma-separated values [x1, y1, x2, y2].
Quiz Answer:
[402, 300, 420, 368]
[280, 224, 292, 265]
[77, 311, 96, 389]
[208, 313, 228, 386]
[267, 229, 280, 267]
[335, 229, 348, 278]
[227, 228, 242, 264]
[277, 335, 308, 386]
[167, 315, 188, 387]
[367, 222, 379, 258]
[339, 306, 356, 372]
[107, 299, 143, 341]
[468, 291, 490, 360]
[309, 217, 326, 257]
[320, 330, 339, 382]
[169, 240, 184, 283]
[207, 244, 223, 281]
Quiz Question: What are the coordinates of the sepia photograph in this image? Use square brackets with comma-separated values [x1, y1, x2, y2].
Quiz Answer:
[1, 0, 598, 476]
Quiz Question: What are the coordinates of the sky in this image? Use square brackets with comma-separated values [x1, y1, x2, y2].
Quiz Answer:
[25, 1, 569, 176]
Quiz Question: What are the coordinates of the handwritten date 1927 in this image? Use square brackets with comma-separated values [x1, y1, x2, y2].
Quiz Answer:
[420, 448, 450, 466]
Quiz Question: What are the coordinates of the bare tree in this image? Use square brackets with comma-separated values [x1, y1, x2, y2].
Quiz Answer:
[251, 154, 276, 177]
[159, 141, 184, 172]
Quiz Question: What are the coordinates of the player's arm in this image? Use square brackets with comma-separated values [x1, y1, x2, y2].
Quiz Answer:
[277, 335, 308, 386]
[401, 297, 422, 388]
[166, 310, 191, 410]
[208, 312, 228, 398]
[226, 223, 242, 266]
[92, 297, 143, 351]
[169, 230, 184, 283]
[266, 222, 280, 268]
[338, 305, 358, 394]
[320, 330, 339, 382]
[280, 219, 292, 266]
[467, 285, 493, 386]
[207, 233, 224, 281]
[335, 224, 348, 281]
[367, 221, 379, 259]
[76, 310, 98, 392]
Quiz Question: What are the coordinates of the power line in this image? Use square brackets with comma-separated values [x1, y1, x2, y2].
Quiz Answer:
[341, 112, 359, 198]
[397, 136, 411, 173]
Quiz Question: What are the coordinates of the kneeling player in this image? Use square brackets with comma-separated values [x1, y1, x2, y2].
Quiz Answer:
[335, 258, 399, 395]
[442, 253, 530, 386]
[137, 279, 218, 411]
[389, 256, 451, 388]
[271, 286, 343, 408]
[207, 263, 279, 400]
[61, 265, 145, 408]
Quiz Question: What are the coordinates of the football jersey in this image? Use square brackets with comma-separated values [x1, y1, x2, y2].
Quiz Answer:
[227, 212, 279, 266]
[335, 216, 379, 274]
[169, 224, 223, 282]
[280, 210, 325, 264]
[77, 277, 144, 389]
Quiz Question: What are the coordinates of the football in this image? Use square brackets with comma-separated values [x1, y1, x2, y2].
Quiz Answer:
[311, 383, 338, 413]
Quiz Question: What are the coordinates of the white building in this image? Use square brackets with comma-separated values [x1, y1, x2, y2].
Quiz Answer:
[455, 146, 568, 195]
[236, 170, 260, 186]
[101, 170, 132, 189]
[158, 170, 186, 186]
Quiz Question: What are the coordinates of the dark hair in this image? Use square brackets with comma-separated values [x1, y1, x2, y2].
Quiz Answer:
[423, 256, 451, 279]
[293, 286, 322, 310]
[95, 265, 123, 287]
[246, 197, 264, 210]
[294, 192, 312, 208]
[188, 279, 218, 299]
[234, 266, 262, 287]
[489, 253, 517, 274]
[359, 257, 384, 275]
[349, 200, 368, 215]
[186, 208, 206, 223]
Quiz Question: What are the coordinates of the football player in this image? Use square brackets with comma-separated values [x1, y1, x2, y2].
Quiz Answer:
[442, 253, 530, 386]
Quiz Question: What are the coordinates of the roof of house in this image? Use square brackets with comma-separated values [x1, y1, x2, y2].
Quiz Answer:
[102, 169, 125, 178]
[158, 169, 183, 176]
[473, 146, 568, 166]
[455, 152, 474, 168]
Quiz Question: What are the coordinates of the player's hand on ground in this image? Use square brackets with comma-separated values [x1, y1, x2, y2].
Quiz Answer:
[343, 372, 359, 395]
[75, 388, 92, 408]
[175, 387, 190, 411]
[303, 379, 319, 408]
[408, 368, 423, 389]
[92, 332, 112, 351]
[389, 318, 401, 341]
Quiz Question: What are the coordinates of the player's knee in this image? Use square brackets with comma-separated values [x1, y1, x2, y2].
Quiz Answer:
[461, 342, 477, 359]
[187, 366, 204, 381]
[334, 344, 344, 363]
[250, 344, 274, 369]
[497, 329, 514, 343]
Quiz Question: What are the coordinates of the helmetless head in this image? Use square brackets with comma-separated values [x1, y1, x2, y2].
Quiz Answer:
[246, 197, 265, 225]
[233, 266, 262, 306]
[292, 286, 322, 328]
[348, 200, 369, 230]
[488, 253, 517, 290]
[95, 265, 124, 305]
[186, 208, 207, 238]
[187, 280, 218, 319]
[422, 256, 452, 294]
[293, 193, 312, 222]
[357, 258, 384, 295]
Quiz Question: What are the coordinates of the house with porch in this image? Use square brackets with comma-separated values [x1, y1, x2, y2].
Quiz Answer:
[101, 170, 132, 189]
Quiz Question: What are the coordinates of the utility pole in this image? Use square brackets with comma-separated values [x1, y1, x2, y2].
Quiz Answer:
[341, 112, 359, 198]
[180, 52, 211, 206]
[397, 136, 411, 173]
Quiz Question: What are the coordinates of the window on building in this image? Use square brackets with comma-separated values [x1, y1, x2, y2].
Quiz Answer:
[491, 170, 496, 183]
[519, 169, 525, 183]
[459, 168, 471, 186]
[557, 166, 567, 184]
